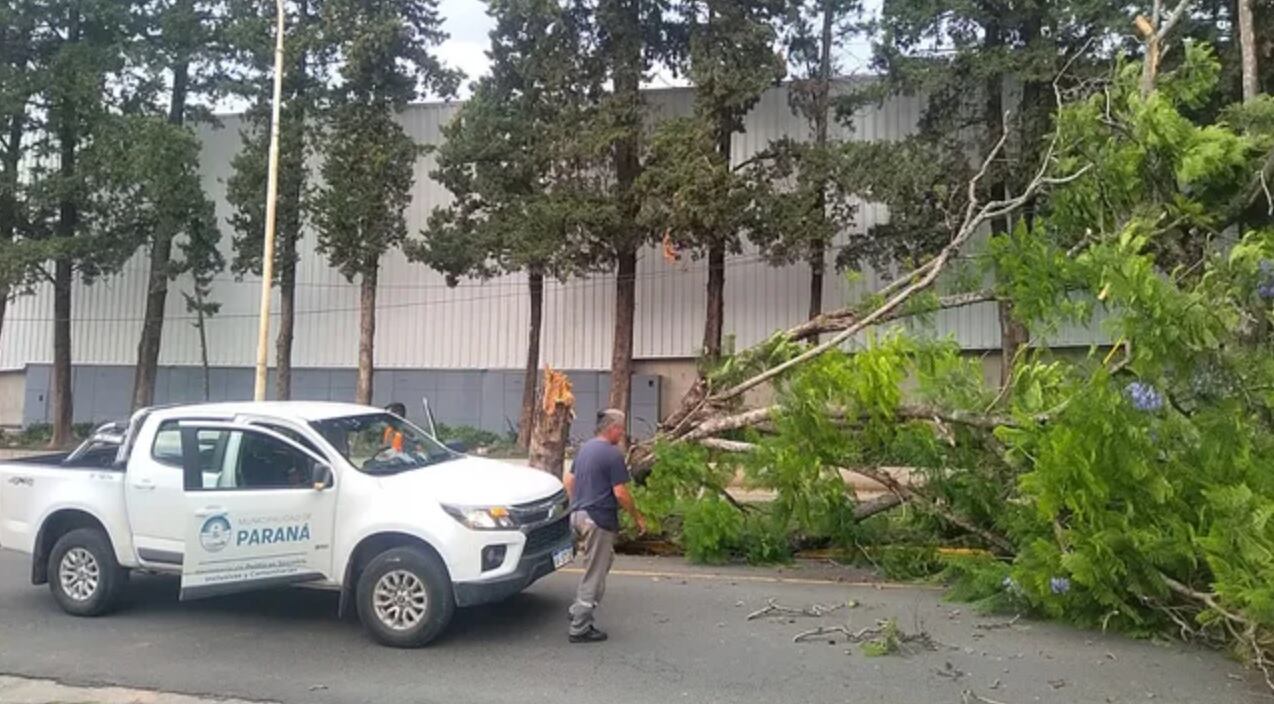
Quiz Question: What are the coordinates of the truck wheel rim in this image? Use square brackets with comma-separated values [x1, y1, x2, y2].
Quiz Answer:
[59, 548, 100, 602]
[373, 570, 428, 631]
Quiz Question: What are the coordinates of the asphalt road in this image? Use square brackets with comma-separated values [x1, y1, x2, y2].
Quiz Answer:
[0, 550, 1263, 704]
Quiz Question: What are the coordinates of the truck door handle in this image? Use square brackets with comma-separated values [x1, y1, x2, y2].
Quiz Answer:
[193, 507, 225, 518]
[131, 478, 155, 491]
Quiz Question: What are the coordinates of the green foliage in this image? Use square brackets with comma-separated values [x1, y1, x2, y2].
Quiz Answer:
[941, 554, 1020, 613]
[225, 0, 332, 284]
[860, 618, 902, 657]
[433, 423, 502, 447]
[413, 0, 608, 285]
[314, 0, 457, 284]
[638, 116, 757, 257]
[681, 496, 744, 563]
[866, 545, 944, 581]
[647, 47, 1274, 673]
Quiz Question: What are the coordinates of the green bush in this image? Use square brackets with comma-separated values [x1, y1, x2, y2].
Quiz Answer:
[434, 423, 519, 455]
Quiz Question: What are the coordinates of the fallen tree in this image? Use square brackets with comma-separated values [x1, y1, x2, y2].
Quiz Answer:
[627, 46, 1274, 685]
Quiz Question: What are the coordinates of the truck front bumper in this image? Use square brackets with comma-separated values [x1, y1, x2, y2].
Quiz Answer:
[453, 520, 573, 608]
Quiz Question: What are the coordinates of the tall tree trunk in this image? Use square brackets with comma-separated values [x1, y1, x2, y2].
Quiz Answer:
[983, 24, 1026, 391]
[703, 243, 726, 359]
[132, 21, 192, 409]
[275, 255, 294, 400]
[132, 56, 190, 410]
[807, 0, 834, 329]
[193, 286, 211, 401]
[605, 0, 642, 423]
[132, 228, 174, 409]
[807, 246, 824, 322]
[355, 265, 376, 404]
[52, 258, 74, 447]
[609, 248, 636, 415]
[273, 3, 309, 402]
[51, 14, 79, 448]
[703, 127, 731, 361]
[517, 269, 544, 449]
[1237, 0, 1258, 102]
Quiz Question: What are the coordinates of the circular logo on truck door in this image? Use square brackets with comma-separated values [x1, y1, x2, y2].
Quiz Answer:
[199, 515, 232, 553]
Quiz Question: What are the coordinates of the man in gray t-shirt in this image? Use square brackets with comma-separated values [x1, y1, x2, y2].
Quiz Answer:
[563, 409, 646, 643]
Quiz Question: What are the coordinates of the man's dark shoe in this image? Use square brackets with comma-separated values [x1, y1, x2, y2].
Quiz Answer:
[569, 626, 609, 643]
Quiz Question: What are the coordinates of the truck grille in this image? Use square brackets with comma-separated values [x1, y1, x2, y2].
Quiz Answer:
[510, 490, 569, 527]
[523, 516, 570, 555]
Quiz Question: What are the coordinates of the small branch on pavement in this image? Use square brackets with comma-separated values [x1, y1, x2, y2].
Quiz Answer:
[961, 690, 1014, 704]
[793, 623, 879, 643]
[974, 615, 1022, 630]
[747, 598, 850, 621]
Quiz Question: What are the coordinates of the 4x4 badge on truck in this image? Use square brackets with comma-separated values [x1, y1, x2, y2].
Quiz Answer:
[199, 515, 232, 553]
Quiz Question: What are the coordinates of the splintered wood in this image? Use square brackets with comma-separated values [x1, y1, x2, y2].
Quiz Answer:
[528, 367, 574, 479]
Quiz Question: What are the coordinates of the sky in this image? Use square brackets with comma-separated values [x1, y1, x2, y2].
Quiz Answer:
[434, 0, 884, 98]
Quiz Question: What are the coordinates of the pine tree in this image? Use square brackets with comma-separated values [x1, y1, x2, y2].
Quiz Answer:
[130, 0, 226, 409]
[0, 0, 39, 344]
[642, 0, 787, 361]
[748, 0, 860, 329]
[224, 0, 330, 400]
[313, 0, 459, 405]
[416, 0, 606, 447]
[20, 0, 145, 445]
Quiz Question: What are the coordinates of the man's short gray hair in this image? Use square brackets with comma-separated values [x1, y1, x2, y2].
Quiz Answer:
[596, 409, 626, 434]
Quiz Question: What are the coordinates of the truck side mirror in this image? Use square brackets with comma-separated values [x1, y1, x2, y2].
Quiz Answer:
[313, 463, 334, 490]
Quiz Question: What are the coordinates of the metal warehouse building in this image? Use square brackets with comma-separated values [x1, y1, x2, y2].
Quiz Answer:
[0, 83, 1101, 436]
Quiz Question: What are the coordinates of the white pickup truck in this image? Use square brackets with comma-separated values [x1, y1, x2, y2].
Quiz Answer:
[0, 402, 573, 647]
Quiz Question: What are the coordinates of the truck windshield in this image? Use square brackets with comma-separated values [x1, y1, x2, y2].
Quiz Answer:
[310, 413, 458, 475]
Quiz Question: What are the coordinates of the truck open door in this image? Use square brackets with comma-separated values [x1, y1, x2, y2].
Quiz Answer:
[176, 422, 337, 601]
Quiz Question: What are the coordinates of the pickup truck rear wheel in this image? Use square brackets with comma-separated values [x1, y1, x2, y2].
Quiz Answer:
[48, 528, 126, 617]
[356, 547, 454, 647]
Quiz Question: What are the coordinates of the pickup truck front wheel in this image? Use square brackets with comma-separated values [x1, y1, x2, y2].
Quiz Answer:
[48, 528, 126, 617]
[356, 547, 455, 647]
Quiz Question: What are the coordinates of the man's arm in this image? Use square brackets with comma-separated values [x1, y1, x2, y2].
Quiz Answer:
[612, 483, 646, 534]
[563, 471, 575, 501]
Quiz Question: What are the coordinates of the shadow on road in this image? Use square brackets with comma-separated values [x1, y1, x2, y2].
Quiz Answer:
[107, 571, 570, 646]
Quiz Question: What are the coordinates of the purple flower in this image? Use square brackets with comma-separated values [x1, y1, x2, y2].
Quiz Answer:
[1125, 381, 1164, 412]
[1258, 282, 1274, 300]
[1050, 576, 1071, 595]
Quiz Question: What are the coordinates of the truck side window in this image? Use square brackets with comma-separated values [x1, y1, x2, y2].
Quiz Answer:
[197, 430, 317, 491]
[252, 422, 322, 457]
[154, 421, 226, 476]
[151, 422, 185, 467]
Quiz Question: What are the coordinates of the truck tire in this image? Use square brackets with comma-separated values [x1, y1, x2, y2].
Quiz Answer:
[356, 546, 455, 648]
[47, 528, 126, 617]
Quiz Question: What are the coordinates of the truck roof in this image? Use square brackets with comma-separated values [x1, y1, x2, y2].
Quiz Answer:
[146, 401, 383, 423]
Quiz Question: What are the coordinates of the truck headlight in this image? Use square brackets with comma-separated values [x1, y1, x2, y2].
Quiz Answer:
[442, 504, 517, 530]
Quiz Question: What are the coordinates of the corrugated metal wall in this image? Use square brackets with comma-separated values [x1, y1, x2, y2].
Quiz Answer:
[0, 83, 1100, 373]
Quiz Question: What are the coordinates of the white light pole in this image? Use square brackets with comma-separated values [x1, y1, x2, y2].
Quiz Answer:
[254, 0, 287, 400]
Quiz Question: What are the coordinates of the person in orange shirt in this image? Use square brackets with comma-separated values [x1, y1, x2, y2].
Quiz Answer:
[383, 403, 407, 451]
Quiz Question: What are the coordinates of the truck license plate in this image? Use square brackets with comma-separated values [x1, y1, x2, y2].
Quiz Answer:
[552, 546, 574, 569]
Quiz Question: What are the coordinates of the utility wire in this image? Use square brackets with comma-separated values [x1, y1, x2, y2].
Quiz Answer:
[3, 252, 895, 324]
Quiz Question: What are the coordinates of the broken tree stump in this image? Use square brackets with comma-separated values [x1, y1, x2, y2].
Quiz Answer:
[528, 367, 574, 479]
